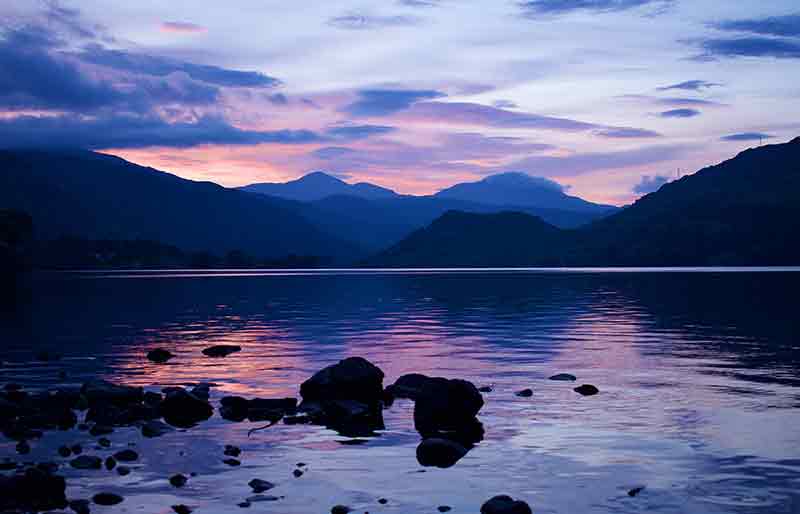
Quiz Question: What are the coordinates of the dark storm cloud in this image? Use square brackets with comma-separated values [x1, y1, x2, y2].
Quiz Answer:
[325, 124, 396, 140]
[77, 45, 281, 87]
[659, 108, 701, 118]
[595, 127, 662, 138]
[519, 0, 673, 15]
[632, 174, 669, 194]
[0, 114, 322, 150]
[714, 14, 800, 38]
[698, 37, 800, 59]
[342, 89, 446, 116]
[720, 132, 774, 142]
[657, 80, 720, 91]
[328, 13, 421, 30]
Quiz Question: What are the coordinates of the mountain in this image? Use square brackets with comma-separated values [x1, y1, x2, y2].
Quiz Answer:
[0, 150, 361, 263]
[371, 138, 800, 266]
[434, 172, 618, 213]
[239, 171, 398, 202]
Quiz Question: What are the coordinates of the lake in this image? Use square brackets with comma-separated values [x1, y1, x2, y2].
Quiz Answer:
[2, 269, 800, 514]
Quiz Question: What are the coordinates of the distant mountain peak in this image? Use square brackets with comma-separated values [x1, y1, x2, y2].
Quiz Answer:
[240, 171, 397, 202]
[297, 171, 345, 184]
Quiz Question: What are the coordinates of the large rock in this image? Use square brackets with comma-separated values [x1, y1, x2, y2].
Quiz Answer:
[416, 437, 469, 468]
[300, 357, 384, 405]
[413, 377, 484, 434]
[385, 373, 435, 400]
[480, 495, 532, 514]
[147, 348, 175, 363]
[160, 388, 213, 428]
[220, 396, 297, 423]
[81, 380, 143, 407]
[0, 468, 67, 512]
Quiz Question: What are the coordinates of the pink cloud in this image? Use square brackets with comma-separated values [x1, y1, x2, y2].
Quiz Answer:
[160, 21, 207, 34]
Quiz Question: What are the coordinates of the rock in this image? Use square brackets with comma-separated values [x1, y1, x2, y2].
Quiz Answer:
[105, 456, 116, 470]
[92, 492, 124, 506]
[69, 498, 91, 514]
[416, 438, 469, 468]
[574, 384, 599, 396]
[385, 373, 434, 400]
[147, 348, 175, 363]
[170, 474, 188, 487]
[141, 419, 173, 438]
[247, 495, 280, 502]
[480, 495, 532, 514]
[225, 444, 241, 456]
[0, 467, 67, 512]
[190, 383, 212, 401]
[238, 501, 251, 508]
[283, 414, 312, 425]
[223, 458, 241, 466]
[90, 424, 114, 436]
[293, 469, 304, 478]
[438, 506, 452, 512]
[117, 466, 131, 476]
[378, 498, 388, 504]
[58, 445, 72, 457]
[300, 357, 384, 405]
[113, 449, 138, 462]
[71, 444, 83, 454]
[81, 380, 143, 407]
[160, 388, 213, 428]
[219, 396, 250, 421]
[16, 440, 30, 454]
[143, 391, 163, 406]
[317, 399, 385, 437]
[172, 504, 193, 514]
[413, 377, 484, 434]
[478, 386, 493, 393]
[248, 479, 275, 493]
[331, 505, 351, 514]
[515, 389, 533, 397]
[70, 455, 102, 470]
[549, 373, 576, 381]
[36, 351, 61, 361]
[202, 345, 241, 358]
[628, 486, 645, 497]
[98, 437, 111, 448]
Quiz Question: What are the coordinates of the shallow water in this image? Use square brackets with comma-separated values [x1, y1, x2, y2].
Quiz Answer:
[2, 269, 800, 514]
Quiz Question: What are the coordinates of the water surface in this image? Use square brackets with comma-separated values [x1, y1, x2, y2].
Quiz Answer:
[2, 269, 799, 513]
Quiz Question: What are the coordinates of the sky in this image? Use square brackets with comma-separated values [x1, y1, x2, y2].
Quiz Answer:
[1, 1, 799, 205]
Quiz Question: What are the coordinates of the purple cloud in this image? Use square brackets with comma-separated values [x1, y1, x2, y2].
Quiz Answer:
[714, 14, 800, 38]
[657, 80, 720, 91]
[632, 174, 669, 194]
[342, 89, 445, 116]
[720, 132, 774, 142]
[659, 108, 701, 118]
[595, 127, 662, 138]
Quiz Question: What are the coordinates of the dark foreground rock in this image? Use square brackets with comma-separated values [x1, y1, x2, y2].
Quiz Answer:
[385, 373, 435, 400]
[220, 396, 297, 423]
[515, 389, 533, 397]
[249, 478, 275, 493]
[142, 419, 173, 437]
[574, 384, 599, 396]
[416, 437, 469, 468]
[0, 468, 67, 512]
[147, 348, 175, 363]
[81, 380, 143, 407]
[300, 357, 384, 405]
[549, 373, 577, 381]
[93, 492, 124, 506]
[480, 495, 532, 514]
[160, 388, 213, 428]
[413, 377, 484, 434]
[202, 345, 242, 358]
[70, 455, 102, 469]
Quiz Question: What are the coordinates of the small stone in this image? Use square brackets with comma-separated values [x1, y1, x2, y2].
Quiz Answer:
[201, 345, 242, 358]
[438, 507, 452, 513]
[478, 386, 493, 393]
[296, 462, 306, 467]
[223, 458, 241, 466]
[98, 438, 111, 448]
[378, 498, 388, 504]
[224, 445, 241, 457]
[549, 373, 577, 381]
[331, 505, 351, 514]
[93, 493, 124, 506]
[112, 449, 138, 462]
[238, 501, 251, 508]
[515, 389, 533, 397]
[628, 486, 645, 497]
[71, 444, 83, 454]
[248, 479, 275, 493]
[480, 495, 532, 514]
[105, 456, 116, 470]
[69, 498, 91, 514]
[172, 505, 193, 514]
[89, 425, 113, 436]
[170, 474, 188, 487]
[247, 495, 280, 503]
[58, 445, 72, 457]
[142, 420, 173, 438]
[147, 348, 175, 363]
[117, 466, 131, 476]
[293, 469, 304, 478]
[16, 440, 30, 454]
[574, 384, 599, 396]
[70, 455, 102, 469]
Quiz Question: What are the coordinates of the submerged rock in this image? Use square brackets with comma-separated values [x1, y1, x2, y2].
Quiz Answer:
[549, 373, 577, 381]
[117, 466, 131, 476]
[202, 345, 241, 358]
[416, 437, 469, 468]
[574, 384, 599, 396]
[331, 505, 351, 514]
[438, 506, 452, 512]
[141, 420, 173, 438]
[69, 498, 91, 514]
[160, 388, 213, 428]
[300, 357, 384, 405]
[478, 386, 493, 393]
[172, 504, 193, 514]
[70, 455, 102, 470]
[147, 348, 174, 363]
[515, 389, 533, 398]
[0, 467, 67, 512]
[81, 380, 143, 407]
[628, 486, 645, 497]
[105, 456, 116, 470]
[169, 474, 188, 487]
[480, 495, 532, 514]
[220, 396, 296, 423]
[248, 479, 275, 493]
[224, 444, 241, 457]
[112, 449, 138, 462]
[92, 492, 124, 506]
[413, 377, 484, 434]
[223, 458, 241, 466]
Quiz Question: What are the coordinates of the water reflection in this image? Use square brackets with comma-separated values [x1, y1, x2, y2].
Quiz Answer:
[1, 269, 799, 513]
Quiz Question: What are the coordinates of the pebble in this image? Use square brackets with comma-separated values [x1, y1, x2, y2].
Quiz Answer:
[223, 458, 241, 466]
[93, 493, 124, 506]
[170, 474, 188, 487]
[515, 389, 533, 397]
[574, 384, 599, 396]
[172, 505, 193, 514]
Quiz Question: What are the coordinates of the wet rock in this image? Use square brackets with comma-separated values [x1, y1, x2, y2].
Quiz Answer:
[70, 455, 102, 470]
[238, 501, 251, 508]
[438, 506, 452, 512]
[331, 505, 351, 514]
[143, 391, 163, 406]
[69, 498, 91, 514]
[293, 469, 304, 478]
[283, 414, 312, 425]
[98, 437, 111, 448]
[480, 495, 532, 514]
[628, 486, 645, 497]
[413, 377, 484, 435]
[147, 348, 175, 363]
[385, 373, 434, 400]
[71, 443, 83, 454]
[224, 444, 241, 457]
[416, 437, 469, 468]
[248, 478, 275, 493]
[117, 466, 131, 476]
[515, 389, 533, 398]
[16, 440, 30, 454]
[317, 399, 385, 437]
[223, 458, 241, 466]
[92, 492, 124, 506]
[105, 456, 116, 470]
[160, 388, 213, 428]
[378, 498, 388, 504]
[113, 449, 138, 462]
[141, 419, 173, 438]
[478, 386, 493, 393]
[247, 494, 280, 502]
[172, 504, 193, 514]
[81, 380, 143, 407]
[90, 424, 114, 436]
[0, 467, 67, 512]
[549, 373, 576, 381]
[58, 445, 72, 457]
[170, 474, 188, 487]
[574, 384, 599, 396]
[300, 357, 384, 405]
[190, 383, 212, 401]
[202, 345, 241, 358]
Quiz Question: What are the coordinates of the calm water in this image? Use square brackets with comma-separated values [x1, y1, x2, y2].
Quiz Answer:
[2, 269, 800, 514]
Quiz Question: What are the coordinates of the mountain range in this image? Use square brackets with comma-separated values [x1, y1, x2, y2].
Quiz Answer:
[372, 137, 800, 267]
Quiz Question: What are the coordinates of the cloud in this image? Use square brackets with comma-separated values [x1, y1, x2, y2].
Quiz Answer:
[324, 124, 396, 140]
[267, 93, 289, 105]
[0, 114, 322, 149]
[492, 99, 519, 109]
[328, 12, 421, 30]
[659, 108, 701, 118]
[720, 132, 774, 142]
[657, 80, 720, 91]
[519, 0, 673, 15]
[160, 21, 207, 34]
[342, 89, 445, 116]
[632, 174, 669, 194]
[714, 14, 800, 38]
[697, 37, 800, 59]
[398, 0, 441, 7]
[595, 127, 662, 138]
[656, 97, 722, 107]
[312, 146, 358, 159]
[78, 45, 281, 87]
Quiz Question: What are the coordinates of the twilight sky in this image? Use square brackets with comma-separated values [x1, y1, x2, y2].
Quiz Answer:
[1, 1, 799, 205]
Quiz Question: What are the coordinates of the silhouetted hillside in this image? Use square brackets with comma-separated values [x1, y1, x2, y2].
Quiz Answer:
[371, 138, 800, 266]
[0, 150, 360, 263]
[240, 171, 398, 201]
[0, 209, 33, 272]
